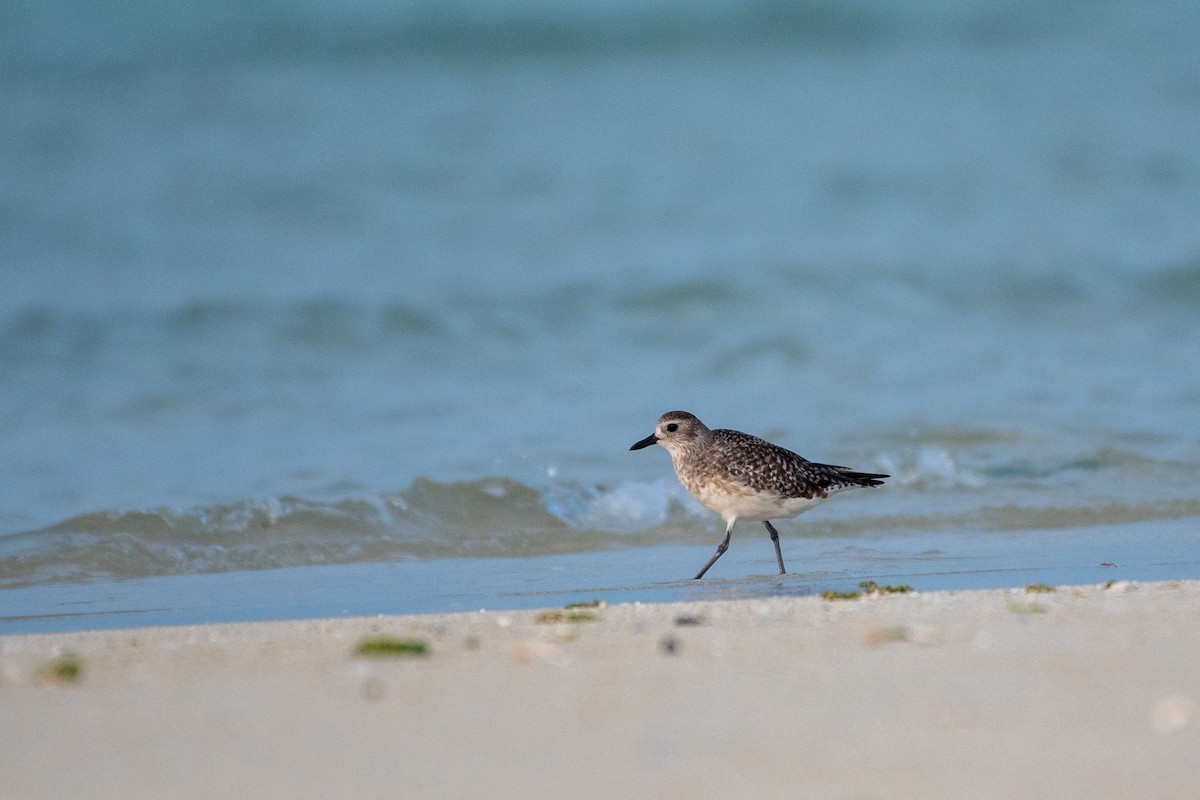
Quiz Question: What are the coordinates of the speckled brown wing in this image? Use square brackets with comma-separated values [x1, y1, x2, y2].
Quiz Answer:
[707, 429, 886, 500]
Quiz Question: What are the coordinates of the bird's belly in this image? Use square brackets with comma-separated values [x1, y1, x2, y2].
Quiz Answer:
[689, 480, 822, 522]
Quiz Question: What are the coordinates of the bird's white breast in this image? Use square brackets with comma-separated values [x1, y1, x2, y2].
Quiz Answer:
[686, 476, 824, 523]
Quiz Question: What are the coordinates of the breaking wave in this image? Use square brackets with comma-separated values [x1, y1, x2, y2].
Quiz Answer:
[0, 478, 702, 589]
[4, 463, 1200, 589]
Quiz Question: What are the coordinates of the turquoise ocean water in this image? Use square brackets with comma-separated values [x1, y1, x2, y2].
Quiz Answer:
[3, 0, 1200, 632]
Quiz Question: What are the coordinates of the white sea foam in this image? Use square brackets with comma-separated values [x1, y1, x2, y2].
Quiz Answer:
[573, 480, 706, 532]
[877, 447, 985, 491]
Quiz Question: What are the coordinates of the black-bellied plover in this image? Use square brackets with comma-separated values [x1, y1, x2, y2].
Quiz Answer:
[630, 410, 887, 579]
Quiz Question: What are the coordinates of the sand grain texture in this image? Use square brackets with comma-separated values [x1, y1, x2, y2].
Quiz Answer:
[3, 581, 1198, 799]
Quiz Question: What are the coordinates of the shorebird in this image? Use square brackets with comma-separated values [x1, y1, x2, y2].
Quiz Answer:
[630, 410, 887, 579]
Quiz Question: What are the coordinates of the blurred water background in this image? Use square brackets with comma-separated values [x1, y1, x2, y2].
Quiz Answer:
[3, 0, 1200, 631]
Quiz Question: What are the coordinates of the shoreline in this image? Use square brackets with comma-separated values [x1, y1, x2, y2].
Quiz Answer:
[6, 515, 1200, 637]
[4, 579, 1198, 798]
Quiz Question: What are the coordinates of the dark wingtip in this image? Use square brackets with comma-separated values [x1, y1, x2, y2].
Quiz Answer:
[843, 471, 889, 487]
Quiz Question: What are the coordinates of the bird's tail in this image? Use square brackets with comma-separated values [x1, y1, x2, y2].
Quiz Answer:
[836, 469, 888, 488]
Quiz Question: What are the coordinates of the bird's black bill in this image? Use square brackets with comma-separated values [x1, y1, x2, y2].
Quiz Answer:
[629, 434, 657, 451]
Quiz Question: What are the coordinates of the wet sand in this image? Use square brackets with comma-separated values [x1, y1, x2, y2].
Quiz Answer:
[3, 580, 1198, 799]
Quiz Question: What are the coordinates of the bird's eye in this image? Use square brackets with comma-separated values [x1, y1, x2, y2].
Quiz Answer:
[666, 423, 679, 433]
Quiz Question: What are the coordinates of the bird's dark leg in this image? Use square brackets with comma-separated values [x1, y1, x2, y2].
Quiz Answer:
[694, 523, 734, 579]
[764, 520, 786, 575]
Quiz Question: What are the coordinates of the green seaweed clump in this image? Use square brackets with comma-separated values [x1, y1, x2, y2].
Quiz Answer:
[859, 581, 913, 595]
[537, 600, 604, 623]
[822, 581, 914, 601]
[1025, 583, 1056, 594]
[536, 610, 598, 623]
[354, 636, 429, 658]
[41, 656, 83, 683]
[1007, 601, 1048, 615]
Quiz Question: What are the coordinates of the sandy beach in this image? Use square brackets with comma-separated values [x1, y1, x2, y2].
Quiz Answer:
[3, 579, 1198, 799]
